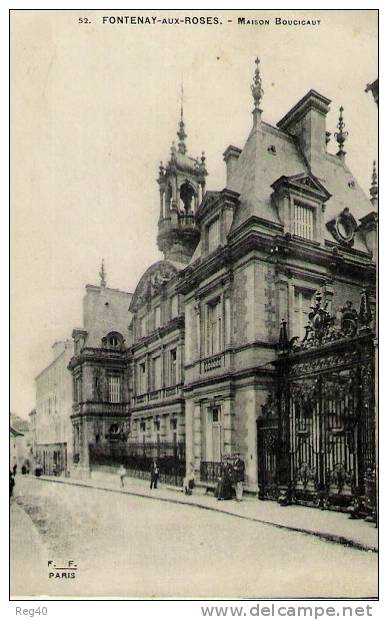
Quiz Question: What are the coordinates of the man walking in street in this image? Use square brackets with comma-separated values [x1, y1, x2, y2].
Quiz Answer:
[118, 464, 126, 488]
[232, 452, 245, 502]
[150, 460, 160, 489]
[10, 471, 15, 498]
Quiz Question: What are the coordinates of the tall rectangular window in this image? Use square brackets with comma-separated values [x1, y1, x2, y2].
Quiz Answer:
[74, 377, 82, 403]
[206, 299, 222, 355]
[139, 362, 146, 394]
[207, 217, 220, 252]
[152, 356, 162, 391]
[139, 315, 147, 338]
[170, 349, 177, 385]
[154, 305, 161, 329]
[171, 294, 179, 318]
[108, 376, 121, 403]
[207, 406, 222, 463]
[294, 202, 314, 240]
[294, 289, 314, 340]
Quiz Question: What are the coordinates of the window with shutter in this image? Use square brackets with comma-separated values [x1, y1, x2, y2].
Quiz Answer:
[294, 201, 314, 240]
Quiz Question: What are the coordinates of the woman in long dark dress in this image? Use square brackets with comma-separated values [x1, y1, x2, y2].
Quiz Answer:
[216, 456, 233, 500]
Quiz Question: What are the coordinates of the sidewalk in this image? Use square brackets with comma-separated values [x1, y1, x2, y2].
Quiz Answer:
[10, 500, 51, 598]
[35, 471, 378, 553]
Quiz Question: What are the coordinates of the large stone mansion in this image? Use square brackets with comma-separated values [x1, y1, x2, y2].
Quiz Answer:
[33, 60, 377, 514]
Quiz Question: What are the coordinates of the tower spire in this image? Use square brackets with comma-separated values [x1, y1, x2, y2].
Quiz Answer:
[251, 57, 264, 125]
[99, 259, 106, 288]
[369, 160, 378, 206]
[177, 84, 187, 154]
[334, 106, 348, 160]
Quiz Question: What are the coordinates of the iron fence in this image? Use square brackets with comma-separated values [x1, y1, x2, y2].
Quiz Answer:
[89, 441, 186, 486]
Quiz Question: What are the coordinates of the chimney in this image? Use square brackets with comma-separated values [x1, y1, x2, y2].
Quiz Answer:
[277, 90, 331, 174]
[223, 145, 242, 186]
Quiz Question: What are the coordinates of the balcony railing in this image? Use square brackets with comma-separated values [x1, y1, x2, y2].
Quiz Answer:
[200, 461, 222, 483]
[201, 352, 224, 373]
[134, 384, 183, 407]
[164, 385, 179, 397]
[72, 402, 129, 415]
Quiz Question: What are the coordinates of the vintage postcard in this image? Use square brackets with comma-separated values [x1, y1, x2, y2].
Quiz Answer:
[10, 9, 378, 600]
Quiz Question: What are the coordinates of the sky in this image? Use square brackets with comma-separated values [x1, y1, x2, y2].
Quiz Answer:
[10, 9, 378, 418]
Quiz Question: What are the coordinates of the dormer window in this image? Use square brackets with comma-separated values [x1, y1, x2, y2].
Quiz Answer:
[271, 173, 331, 245]
[207, 217, 220, 253]
[103, 331, 123, 349]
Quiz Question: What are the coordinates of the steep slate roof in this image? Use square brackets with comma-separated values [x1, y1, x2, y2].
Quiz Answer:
[82, 286, 133, 348]
[226, 115, 374, 252]
[228, 121, 308, 230]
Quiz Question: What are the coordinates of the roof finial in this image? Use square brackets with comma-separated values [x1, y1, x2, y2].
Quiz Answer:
[334, 106, 348, 159]
[99, 259, 106, 288]
[251, 57, 264, 116]
[370, 160, 378, 206]
[177, 83, 187, 154]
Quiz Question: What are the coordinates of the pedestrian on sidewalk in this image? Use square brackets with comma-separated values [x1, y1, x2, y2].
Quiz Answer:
[12, 463, 17, 476]
[150, 460, 160, 489]
[232, 452, 245, 502]
[216, 455, 233, 501]
[118, 464, 126, 488]
[10, 471, 15, 498]
[183, 462, 195, 495]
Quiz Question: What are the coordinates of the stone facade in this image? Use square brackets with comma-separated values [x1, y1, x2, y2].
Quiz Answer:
[156, 61, 375, 492]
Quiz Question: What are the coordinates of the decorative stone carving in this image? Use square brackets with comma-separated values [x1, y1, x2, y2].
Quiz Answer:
[279, 288, 374, 354]
[261, 392, 277, 418]
[130, 261, 178, 312]
[327, 207, 357, 246]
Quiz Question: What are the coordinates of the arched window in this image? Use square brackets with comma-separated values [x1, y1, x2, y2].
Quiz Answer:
[179, 181, 196, 214]
[103, 332, 124, 349]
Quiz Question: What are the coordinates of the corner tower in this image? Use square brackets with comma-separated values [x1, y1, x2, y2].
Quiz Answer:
[157, 99, 207, 264]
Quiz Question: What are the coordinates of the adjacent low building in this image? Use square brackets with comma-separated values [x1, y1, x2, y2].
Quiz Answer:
[35, 340, 73, 474]
[68, 268, 133, 477]
[10, 413, 33, 471]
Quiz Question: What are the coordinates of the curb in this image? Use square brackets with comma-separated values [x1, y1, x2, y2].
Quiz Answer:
[33, 476, 378, 554]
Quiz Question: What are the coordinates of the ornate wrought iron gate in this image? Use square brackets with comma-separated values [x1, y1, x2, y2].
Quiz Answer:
[258, 291, 376, 515]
